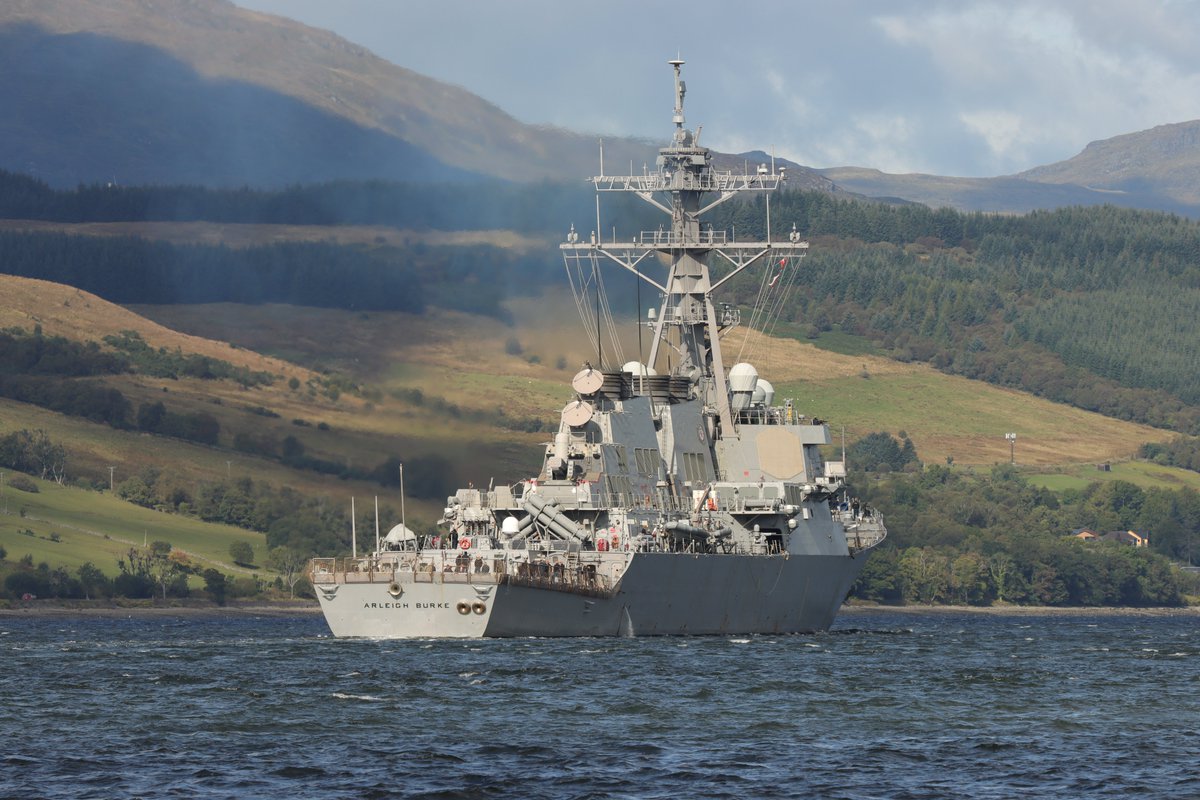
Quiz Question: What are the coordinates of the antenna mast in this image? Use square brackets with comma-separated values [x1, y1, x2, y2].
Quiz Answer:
[560, 58, 809, 441]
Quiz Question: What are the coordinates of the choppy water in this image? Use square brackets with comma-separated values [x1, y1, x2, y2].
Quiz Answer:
[1, 610, 1198, 799]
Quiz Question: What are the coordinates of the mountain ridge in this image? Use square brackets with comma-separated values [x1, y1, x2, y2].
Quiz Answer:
[4, 0, 1199, 215]
[0, 0, 657, 186]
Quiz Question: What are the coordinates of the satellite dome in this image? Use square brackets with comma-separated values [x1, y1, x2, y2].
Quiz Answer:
[728, 362, 758, 392]
[383, 524, 417, 544]
[757, 378, 775, 407]
[729, 363, 759, 412]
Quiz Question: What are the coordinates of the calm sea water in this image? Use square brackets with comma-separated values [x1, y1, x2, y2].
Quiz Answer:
[1, 610, 1198, 799]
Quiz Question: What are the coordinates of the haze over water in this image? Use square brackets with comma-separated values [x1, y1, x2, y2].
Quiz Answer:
[2, 610, 1197, 798]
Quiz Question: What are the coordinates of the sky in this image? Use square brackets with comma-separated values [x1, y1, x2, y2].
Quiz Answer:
[233, 0, 1200, 178]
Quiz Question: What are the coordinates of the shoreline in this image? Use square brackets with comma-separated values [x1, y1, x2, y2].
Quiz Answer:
[2, 600, 1197, 619]
[840, 603, 1200, 617]
[0, 600, 322, 618]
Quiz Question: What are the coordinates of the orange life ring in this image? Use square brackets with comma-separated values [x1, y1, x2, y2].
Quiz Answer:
[459, 537, 471, 550]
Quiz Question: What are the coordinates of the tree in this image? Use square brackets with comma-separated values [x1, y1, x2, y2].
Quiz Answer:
[899, 547, 949, 604]
[117, 476, 157, 508]
[117, 543, 179, 600]
[949, 553, 989, 605]
[202, 568, 228, 605]
[266, 546, 308, 598]
[76, 562, 109, 600]
[849, 432, 920, 473]
[27, 430, 66, 484]
[229, 541, 255, 566]
[987, 553, 1015, 603]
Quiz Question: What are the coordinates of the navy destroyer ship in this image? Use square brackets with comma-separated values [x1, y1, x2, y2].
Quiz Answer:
[310, 60, 886, 637]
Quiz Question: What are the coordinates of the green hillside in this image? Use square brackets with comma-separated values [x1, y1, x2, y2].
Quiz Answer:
[0, 473, 263, 580]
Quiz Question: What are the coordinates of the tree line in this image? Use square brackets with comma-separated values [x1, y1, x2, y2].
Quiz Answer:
[848, 437, 1200, 606]
[0, 540, 297, 604]
[0, 169, 653, 234]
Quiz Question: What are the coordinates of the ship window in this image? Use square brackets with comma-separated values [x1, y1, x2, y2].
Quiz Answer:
[681, 452, 707, 483]
[634, 447, 662, 477]
[606, 475, 633, 505]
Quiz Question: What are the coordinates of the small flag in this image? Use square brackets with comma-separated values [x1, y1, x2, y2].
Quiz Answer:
[768, 258, 788, 287]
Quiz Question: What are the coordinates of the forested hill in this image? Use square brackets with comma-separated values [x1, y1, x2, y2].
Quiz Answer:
[709, 193, 1200, 434]
[2, 171, 1200, 433]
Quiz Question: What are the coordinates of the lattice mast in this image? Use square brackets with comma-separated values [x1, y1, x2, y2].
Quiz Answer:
[561, 58, 809, 441]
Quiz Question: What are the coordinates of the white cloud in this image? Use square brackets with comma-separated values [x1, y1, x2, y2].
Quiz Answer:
[873, 0, 1200, 172]
[958, 110, 1032, 165]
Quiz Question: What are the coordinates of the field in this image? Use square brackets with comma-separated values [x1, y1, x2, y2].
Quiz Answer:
[134, 294, 1175, 471]
[1026, 460, 1200, 493]
[718, 328, 1171, 467]
[0, 474, 266, 580]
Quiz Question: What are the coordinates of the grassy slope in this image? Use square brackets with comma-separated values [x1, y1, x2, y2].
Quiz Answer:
[0, 475, 264, 580]
[1026, 461, 1200, 493]
[139, 293, 1179, 471]
[719, 328, 1171, 467]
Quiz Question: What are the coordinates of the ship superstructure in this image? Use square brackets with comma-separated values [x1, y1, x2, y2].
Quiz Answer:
[310, 60, 885, 638]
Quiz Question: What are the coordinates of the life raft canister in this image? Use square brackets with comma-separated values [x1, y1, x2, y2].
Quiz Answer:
[597, 538, 608, 552]
[459, 537, 472, 550]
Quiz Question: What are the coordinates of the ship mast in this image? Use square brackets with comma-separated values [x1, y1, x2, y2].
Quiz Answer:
[561, 58, 808, 441]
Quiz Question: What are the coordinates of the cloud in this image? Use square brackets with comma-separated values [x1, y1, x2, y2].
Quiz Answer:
[873, 0, 1200, 173]
[958, 110, 1031, 165]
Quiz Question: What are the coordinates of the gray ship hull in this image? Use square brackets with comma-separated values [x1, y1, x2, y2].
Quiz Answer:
[314, 551, 868, 638]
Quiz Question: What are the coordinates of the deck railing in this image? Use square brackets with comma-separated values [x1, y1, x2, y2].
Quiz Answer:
[310, 554, 626, 599]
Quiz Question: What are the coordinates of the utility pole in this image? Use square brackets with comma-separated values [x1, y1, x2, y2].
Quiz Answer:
[1005, 432, 1017, 465]
[225, 460, 232, 480]
[108, 465, 115, 492]
[1, 471, 6, 515]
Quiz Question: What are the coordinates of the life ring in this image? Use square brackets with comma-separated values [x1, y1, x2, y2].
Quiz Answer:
[387, 583, 402, 598]
[459, 537, 472, 550]
[456, 600, 471, 615]
[472, 602, 487, 615]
